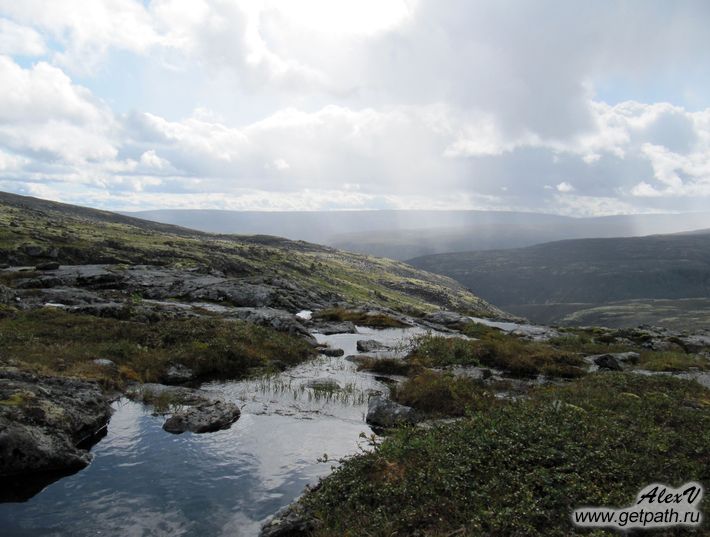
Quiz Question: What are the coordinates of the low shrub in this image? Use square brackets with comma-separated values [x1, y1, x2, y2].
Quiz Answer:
[392, 370, 496, 416]
[305, 373, 710, 536]
[314, 307, 409, 328]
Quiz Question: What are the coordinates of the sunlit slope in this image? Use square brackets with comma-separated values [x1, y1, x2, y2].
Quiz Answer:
[0, 191, 503, 317]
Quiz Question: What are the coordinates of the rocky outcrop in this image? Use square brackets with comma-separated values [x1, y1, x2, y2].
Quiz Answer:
[366, 395, 418, 428]
[163, 400, 241, 434]
[424, 310, 469, 327]
[0, 368, 112, 479]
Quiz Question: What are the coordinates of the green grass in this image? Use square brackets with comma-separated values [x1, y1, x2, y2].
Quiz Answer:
[408, 334, 587, 379]
[314, 307, 409, 328]
[354, 356, 413, 376]
[392, 370, 497, 417]
[637, 351, 710, 372]
[304, 373, 710, 536]
[0, 307, 315, 386]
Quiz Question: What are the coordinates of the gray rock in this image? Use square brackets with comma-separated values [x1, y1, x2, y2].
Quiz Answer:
[320, 347, 344, 357]
[163, 400, 241, 434]
[260, 502, 317, 537]
[130, 383, 213, 406]
[0, 368, 112, 479]
[356, 339, 390, 353]
[162, 364, 195, 385]
[35, 262, 60, 271]
[92, 359, 116, 368]
[593, 354, 623, 371]
[424, 310, 467, 326]
[0, 284, 14, 305]
[366, 395, 418, 428]
[675, 335, 710, 354]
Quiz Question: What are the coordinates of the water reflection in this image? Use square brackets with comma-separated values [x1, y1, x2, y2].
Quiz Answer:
[0, 326, 427, 536]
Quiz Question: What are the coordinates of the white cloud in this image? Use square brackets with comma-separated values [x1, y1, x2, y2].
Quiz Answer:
[0, 18, 46, 56]
[0, 56, 117, 162]
[1, 1, 710, 215]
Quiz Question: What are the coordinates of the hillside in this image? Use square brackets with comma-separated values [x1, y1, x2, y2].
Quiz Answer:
[0, 191, 500, 317]
[409, 231, 710, 327]
[129, 208, 710, 260]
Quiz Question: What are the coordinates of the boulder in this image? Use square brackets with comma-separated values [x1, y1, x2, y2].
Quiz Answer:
[593, 354, 623, 371]
[320, 347, 344, 357]
[0, 369, 112, 480]
[35, 262, 60, 271]
[356, 339, 390, 353]
[163, 400, 241, 434]
[366, 396, 418, 428]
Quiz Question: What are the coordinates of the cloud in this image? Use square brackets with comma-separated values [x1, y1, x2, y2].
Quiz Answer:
[0, 55, 117, 162]
[0, 18, 46, 56]
[1, 1, 710, 215]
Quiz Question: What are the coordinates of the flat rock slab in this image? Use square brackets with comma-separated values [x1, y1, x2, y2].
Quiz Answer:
[163, 400, 241, 434]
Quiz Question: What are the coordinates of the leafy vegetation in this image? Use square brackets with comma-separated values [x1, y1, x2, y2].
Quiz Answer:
[638, 351, 710, 372]
[408, 333, 587, 378]
[354, 356, 413, 376]
[305, 373, 710, 536]
[0, 307, 315, 387]
[314, 307, 409, 328]
[392, 370, 496, 416]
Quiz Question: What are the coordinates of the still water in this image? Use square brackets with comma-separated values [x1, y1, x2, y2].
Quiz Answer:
[0, 327, 423, 537]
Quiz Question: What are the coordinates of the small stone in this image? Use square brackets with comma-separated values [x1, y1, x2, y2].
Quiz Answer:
[35, 262, 60, 271]
[320, 347, 344, 357]
[356, 339, 390, 353]
[92, 359, 116, 368]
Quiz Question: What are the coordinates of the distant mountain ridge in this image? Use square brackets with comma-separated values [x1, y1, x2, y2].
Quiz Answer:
[409, 231, 710, 306]
[127, 208, 710, 259]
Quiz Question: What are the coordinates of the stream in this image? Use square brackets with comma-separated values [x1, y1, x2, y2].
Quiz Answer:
[0, 326, 425, 537]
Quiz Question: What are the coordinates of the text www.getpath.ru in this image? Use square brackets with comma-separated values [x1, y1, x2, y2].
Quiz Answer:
[573, 507, 701, 528]
[572, 482, 704, 530]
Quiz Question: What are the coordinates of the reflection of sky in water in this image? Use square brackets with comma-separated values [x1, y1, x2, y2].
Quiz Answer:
[0, 327, 424, 537]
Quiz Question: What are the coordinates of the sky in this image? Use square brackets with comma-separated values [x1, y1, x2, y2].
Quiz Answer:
[1, 0, 710, 215]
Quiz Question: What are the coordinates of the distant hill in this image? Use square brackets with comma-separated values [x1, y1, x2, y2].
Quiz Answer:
[408, 231, 710, 328]
[127, 209, 710, 260]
